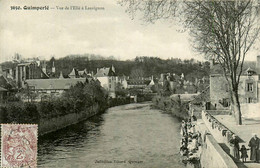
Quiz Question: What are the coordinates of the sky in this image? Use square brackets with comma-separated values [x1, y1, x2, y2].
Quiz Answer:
[0, 0, 259, 63]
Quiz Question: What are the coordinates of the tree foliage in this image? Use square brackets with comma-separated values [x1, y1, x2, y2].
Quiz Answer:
[0, 80, 108, 123]
[119, 0, 260, 125]
[41, 55, 210, 79]
[184, 1, 260, 125]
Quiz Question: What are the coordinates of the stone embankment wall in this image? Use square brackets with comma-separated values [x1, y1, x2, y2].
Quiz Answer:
[202, 110, 234, 144]
[200, 134, 237, 168]
[200, 110, 237, 168]
[38, 104, 100, 136]
[207, 110, 230, 115]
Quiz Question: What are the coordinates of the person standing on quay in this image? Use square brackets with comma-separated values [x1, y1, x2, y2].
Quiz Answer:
[229, 134, 240, 160]
[240, 145, 249, 162]
[248, 133, 259, 162]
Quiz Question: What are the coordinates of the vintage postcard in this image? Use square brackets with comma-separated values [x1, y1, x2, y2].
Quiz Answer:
[0, 0, 260, 167]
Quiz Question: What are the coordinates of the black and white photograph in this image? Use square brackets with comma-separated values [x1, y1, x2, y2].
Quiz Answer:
[0, 0, 260, 167]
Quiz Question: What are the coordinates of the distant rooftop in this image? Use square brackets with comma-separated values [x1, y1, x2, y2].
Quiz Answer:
[95, 67, 116, 77]
[26, 78, 87, 90]
[211, 60, 258, 75]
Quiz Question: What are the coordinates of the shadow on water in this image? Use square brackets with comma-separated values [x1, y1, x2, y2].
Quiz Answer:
[38, 114, 105, 160]
[37, 105, 201, 168]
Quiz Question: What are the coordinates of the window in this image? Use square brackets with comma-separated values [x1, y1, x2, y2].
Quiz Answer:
[109, 84, 111, 89]
[109, 78, 112, 83]
[246, 83, 253, 92]
[247, 97, 253, 103]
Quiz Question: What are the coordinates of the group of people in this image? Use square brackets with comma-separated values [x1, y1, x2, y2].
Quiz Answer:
[180, 117, 202, 158]
[229, 133, 260, 163]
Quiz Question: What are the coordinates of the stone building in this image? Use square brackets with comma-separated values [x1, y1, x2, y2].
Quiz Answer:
[25, 78, 88, 101]
[3, 61, 49, 88]
[209, 56, 260, 110]
[94, 66, 117, 98]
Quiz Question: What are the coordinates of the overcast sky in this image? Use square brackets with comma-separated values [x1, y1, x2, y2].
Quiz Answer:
[0, 0, 259, 63]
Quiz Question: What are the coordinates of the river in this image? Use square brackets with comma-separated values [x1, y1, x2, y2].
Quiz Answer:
[38, 103, 195, 168]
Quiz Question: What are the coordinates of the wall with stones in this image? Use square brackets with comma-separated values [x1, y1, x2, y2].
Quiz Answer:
[200, 134, 237, 168]
[38, 104, 100, 136]
[210, 74, 259, 107]
[210, 74, 229, 109]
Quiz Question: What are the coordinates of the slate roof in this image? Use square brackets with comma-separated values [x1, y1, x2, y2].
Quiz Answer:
[95, 67, 116, 77]
[190, 86, 210, 103]
[68, 68, 79, 78]
[0, 74, 17, 88]
[78, 69, 87, 76]
[127, 79, 149, 85]
[26, 78, 87, 90]
[211, 61, 258, 75]
[170, 93, 200, 101]
[244, 67, 256, 75]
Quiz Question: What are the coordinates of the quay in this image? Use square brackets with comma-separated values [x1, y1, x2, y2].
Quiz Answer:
[195, 109, 260, 168]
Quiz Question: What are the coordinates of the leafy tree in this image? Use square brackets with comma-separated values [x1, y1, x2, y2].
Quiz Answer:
[115, 82, 128, 97]
[119, 0, 260, 125]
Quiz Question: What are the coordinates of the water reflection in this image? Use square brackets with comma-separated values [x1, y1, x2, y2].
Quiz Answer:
[38, 103, 195, 168]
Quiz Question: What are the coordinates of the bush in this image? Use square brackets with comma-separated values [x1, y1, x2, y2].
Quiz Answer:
[0, 80, 109, 124]
[152, 96, 189, 119]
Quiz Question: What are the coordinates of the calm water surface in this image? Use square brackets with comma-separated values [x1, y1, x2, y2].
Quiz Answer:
[38, 103, 194, 168]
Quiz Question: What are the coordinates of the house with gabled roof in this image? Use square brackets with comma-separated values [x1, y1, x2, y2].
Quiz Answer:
[78, 68, 88, 77]
[2, 60, 49, 88]
[68, 68, 79, 78]
[94, 66, 117, 98]
[209, 56, 260, 110]
[25, 77, 92, 101]
[0, 66, 18, 102]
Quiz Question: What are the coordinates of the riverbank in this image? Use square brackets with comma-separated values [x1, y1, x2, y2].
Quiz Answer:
[0, 96, 132, 136]
[39, 98, 132, 136]
[177, 109, 240, 168]
[38, 104, 101, 136]
[152, 95, 189, 119]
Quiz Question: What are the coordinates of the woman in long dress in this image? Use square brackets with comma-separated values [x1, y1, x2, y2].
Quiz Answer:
[229, 134, 240, 160]
[248, 133, 259, 162]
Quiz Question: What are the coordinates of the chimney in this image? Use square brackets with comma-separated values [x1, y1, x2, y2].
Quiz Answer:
[59, 71, 64, 79]
[42, 61, 47, 74]
[257, 55, 260, 74]
[52, 61, 55, 73]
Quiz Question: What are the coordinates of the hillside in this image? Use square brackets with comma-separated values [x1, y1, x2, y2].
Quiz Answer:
[1, 54, 210, 79]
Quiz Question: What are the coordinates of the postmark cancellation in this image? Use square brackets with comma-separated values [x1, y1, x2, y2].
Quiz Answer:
[1, 124, 38, 168]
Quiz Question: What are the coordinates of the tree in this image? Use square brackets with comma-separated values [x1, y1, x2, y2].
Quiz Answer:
[119, 0, 260, 125]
